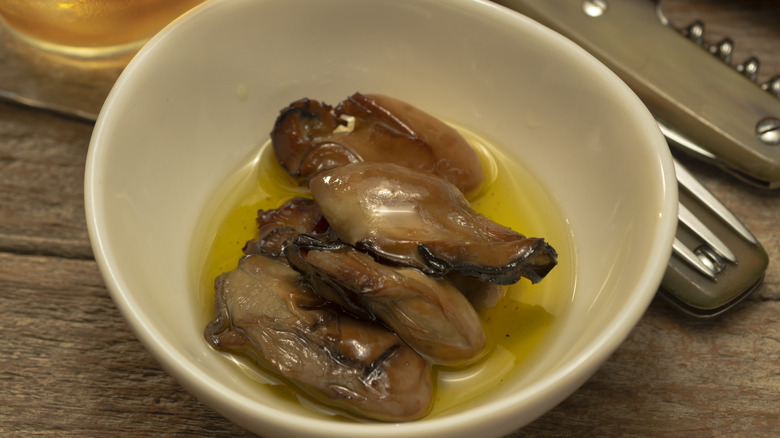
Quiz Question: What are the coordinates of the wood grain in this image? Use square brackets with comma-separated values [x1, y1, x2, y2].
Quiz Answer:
[1, 1, 778, 436]
[0, 102, 93, 258]
[0, 252, 249, 436]
[509, 299, 780, 437]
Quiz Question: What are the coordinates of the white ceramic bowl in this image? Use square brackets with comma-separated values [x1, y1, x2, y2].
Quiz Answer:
[85, 0, 677, 436]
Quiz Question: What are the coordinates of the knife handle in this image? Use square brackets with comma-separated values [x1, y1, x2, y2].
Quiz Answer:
[495, 0, 780, 189]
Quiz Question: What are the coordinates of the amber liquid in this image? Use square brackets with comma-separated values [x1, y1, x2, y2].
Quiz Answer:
[192, 126, 575, 419]
[0, 0, 204, 56]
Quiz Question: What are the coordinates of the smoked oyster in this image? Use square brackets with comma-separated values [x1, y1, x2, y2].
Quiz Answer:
[309, 161, 558, 285]
[243, 197, 331, 257]
[205, 93, 561, 422]
[286, 235, 487, 366]
[205, 254, 433, 422]
[271, 92, 485, 194]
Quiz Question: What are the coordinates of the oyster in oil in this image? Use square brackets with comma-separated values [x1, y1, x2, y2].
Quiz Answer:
[205, 254, 433, 422]
[271, 92, 485, 194]
[286, 235, 487, 366]
[309, 162, 558, 285]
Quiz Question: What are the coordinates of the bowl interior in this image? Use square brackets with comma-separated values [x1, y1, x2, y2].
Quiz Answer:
[85, 0, 676, 437]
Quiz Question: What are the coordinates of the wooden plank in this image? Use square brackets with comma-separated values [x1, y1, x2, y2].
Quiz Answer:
[0, 101, 94, 258]
[1, 250, 777, 436]
[512, 299, 780, 436]
[0, 252, 251, 436]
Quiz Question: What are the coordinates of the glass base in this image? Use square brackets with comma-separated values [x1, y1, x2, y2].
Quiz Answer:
[0, 23, 125, 121]
[1, 21, 147, 60]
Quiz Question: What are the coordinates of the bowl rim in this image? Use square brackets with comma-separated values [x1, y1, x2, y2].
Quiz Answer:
[84, 0, 678, 435]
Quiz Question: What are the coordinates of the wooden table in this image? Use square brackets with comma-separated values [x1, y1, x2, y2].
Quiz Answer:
[1, 1, 778, 436]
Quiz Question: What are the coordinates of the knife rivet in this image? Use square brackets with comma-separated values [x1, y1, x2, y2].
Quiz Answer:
[736, 57, 760, 82]
[762, 76, 780, 98]
[582, 0, 607, 17]
[756, 118, 780, 146]
[683, 21, 705, 46]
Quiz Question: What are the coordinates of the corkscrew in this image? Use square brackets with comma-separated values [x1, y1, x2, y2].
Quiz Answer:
[494, 0, 773, 316]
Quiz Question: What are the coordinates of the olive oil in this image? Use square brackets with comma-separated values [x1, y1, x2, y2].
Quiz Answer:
[193, 126, 575, 420]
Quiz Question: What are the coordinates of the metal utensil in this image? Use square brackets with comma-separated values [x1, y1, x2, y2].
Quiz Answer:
[665, 156, 768, 317]
[494, 0, 780, 189]
[494, 0, 772, 316]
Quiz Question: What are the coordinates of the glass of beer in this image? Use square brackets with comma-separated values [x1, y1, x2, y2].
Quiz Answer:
[0, 0, 205, 58]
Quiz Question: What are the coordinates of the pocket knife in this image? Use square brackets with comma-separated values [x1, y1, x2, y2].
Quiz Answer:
[494, 0, 780, 189]
[494, 0, 775, 316]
